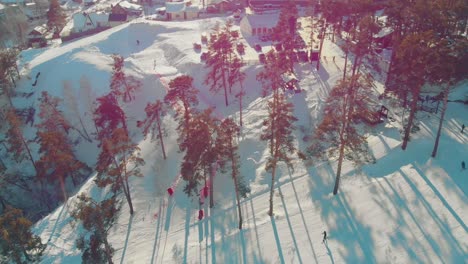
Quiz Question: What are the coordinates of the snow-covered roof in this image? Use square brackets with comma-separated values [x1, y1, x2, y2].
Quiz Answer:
[165, 2, 185, 13]
[185, 5, 201, 12]
[72, 12, 87, 28]
[242, 13, 279, 28]
[118, 1, 142, 11]
[0, 3, 5, 10]
[30, 25, 48, 35]
[89, 12, 108, 24]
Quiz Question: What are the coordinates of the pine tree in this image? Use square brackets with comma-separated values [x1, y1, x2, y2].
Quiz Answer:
[256, 50, 287, 97]
[260, 93, 297, 216]
[204, 21, 239, 107]
[138, 100, 167, 160]
[228, 56, 246, 126]
[109, 55, 141, 103]
[71, 194, 119, 264]
[35, 91, 88, 189]
[430, 36, 468, 157]
[0, 49, 20, 106]
[216, 118, 250, 228]
[164, 75, 199, 146]
[46, 0, 66, 35]
[393, 31, 435, 150]
[309, 74, 375, 195]
[0, 206, 45, 264]
[179, 108, 218, 199]
[93, 93, 127, 142]
[4, 110, 37, 173]
[95, 128, 144, 215]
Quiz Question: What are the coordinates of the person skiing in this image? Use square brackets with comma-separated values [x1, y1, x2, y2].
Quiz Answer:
[462, 124, 465, 133]
[462, 161, 466, 170]
[322, 230, 327, 243]
[136, 40, 140, 45]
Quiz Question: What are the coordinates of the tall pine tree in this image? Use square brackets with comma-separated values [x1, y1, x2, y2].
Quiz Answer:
[261, 94, 297, 216]
[216, 118, 250, 228]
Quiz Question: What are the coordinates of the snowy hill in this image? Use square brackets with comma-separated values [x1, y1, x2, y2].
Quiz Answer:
[13, 16, 468, 263]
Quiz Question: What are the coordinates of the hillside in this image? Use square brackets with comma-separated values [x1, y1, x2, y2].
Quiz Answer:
[8, 16, 468, 263]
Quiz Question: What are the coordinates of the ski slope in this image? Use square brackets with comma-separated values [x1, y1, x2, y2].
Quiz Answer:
[14, 16, 468, 264]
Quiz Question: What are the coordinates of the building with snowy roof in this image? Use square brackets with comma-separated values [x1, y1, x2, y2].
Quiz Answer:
[239, 13, 279, 37]
[165, 1, 200, 21]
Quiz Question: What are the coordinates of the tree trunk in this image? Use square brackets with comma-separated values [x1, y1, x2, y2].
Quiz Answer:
[209, 163, 214, 208]
[333, 141, 346, 195]
[78, 117, 92, 142]
[21, 136, 38, 174]
[156, 115, 166, 160]
[231, 143, 242, 229]
[317, 28, 325, 71]
[268, 161, 277, 216]
[401, 90, 420, 150]
[222, 67, 229, 106]
[431, 83, 450, 157]
[343, 51, 348, 80]
[123, 178, 134, 215]
[102, 237, 114, 264]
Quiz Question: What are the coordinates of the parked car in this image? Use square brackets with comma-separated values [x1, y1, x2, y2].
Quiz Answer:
[201, 52, 209, 61]
[274, 43, 283, 51]
[236, 42, 245, 54]
[259, 53, 266, 64]
[201, 32, 208, 43]
[254, 43, 262, 52]
[193, 42, 202, 50]
[297, 50, 308, 62]
[231, 30, 239, 38]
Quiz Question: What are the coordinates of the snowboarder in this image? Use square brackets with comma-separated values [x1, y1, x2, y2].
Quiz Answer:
[322, 231, 327, 244]
[136, 40, 140, 45]
[462, 124, 465, 133]
[462, 161, 466, 170]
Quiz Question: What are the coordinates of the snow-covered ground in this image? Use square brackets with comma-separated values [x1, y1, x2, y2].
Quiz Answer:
[12, 15, 468, 264]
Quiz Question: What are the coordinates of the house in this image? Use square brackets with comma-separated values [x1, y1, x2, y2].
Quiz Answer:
[117, 1, 143, 17]
[239, 13, 279, 37]
[165, 1, 201, 21]
[165, 1, 185, 20]
[70, 12, 109, 33]
[108, 13, 127, 26]
[22, 2, 47, 20]
[27, 25, 47, 47]
[110, 3, 128, 15]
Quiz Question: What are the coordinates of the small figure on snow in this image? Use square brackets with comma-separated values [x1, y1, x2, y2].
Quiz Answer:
[332, 56, 335, 62]
[322, 230, 327, 244]
[198, 209, 204, 220]
[136, 40, 140, 45]
[462, 161, 466, 170]
[167, 187, 174, 196]
[462, 124, 465, 133]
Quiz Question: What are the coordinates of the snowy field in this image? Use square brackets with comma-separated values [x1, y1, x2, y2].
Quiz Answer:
[13, 16, 468, 263]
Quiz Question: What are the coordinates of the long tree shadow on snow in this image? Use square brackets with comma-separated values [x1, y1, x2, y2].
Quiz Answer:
[307, 163, 378, 264]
